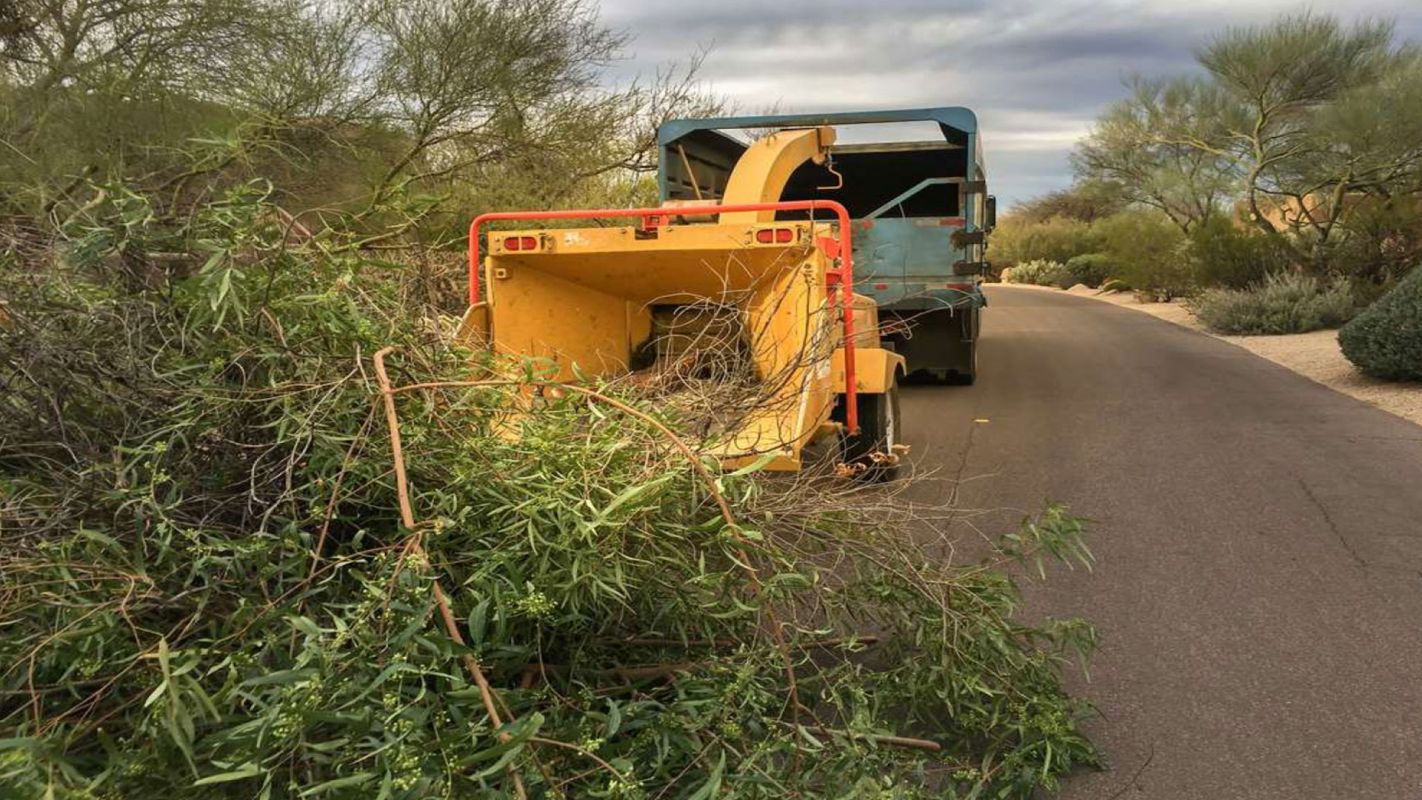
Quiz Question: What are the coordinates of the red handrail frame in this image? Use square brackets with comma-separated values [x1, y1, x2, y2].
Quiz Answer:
[467, 200, 860, 433]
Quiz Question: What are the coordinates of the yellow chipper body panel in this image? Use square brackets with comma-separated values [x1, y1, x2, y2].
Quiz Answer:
[464, 127, 906, 472]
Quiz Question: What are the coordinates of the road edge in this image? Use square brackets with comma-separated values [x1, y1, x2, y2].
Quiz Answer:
[991, 283, 1422, 429]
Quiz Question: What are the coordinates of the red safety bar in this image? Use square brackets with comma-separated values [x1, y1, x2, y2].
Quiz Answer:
[467, 200, 859, 433]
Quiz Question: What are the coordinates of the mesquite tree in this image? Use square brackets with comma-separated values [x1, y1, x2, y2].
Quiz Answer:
[1072, 77, 1233, 233]
[1198, 15, 1405, 241]
[0, 0, 721, 229]
[1075, 13, 1422, 266]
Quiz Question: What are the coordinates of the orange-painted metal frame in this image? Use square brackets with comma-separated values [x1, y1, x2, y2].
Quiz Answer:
[467, 200, 860, 433]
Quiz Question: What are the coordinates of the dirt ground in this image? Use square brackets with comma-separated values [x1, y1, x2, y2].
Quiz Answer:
[1005, 282, 1422, 427]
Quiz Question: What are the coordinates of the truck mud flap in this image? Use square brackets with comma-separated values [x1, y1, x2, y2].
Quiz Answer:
[881, 306, 979, 385]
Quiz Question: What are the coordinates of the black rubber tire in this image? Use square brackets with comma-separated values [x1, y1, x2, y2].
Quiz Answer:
[841, 383, 903, 482]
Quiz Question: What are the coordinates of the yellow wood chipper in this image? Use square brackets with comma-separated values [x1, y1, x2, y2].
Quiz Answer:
[460, 126, 908, 477]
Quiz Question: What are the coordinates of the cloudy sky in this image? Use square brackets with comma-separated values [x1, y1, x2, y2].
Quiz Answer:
[599, 0, 1422, 208]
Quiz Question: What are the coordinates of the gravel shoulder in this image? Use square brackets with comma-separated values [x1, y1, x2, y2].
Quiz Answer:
[999, 283, 1422, 427]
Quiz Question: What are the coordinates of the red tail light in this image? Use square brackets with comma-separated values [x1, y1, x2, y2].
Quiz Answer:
[754, 228, 795, 244]
[503, 236, 538, 251]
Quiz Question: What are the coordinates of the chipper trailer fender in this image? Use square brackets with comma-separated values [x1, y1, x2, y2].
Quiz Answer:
[459, 127, 907, 476]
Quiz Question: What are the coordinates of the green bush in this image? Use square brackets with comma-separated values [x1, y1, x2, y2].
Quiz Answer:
[1096, 210, 1191, 300]
[1187, 217, 1295, 289]
[1064, 253, 1117, 288]
[1322, 202, 1422, 287]
[1004, 258, 1073, 288]
[0, 184, 1100, 798]
[1191, 272, 1357, 334]
[1339, 265, 1422, 380]
[991, 216, 1101, 265]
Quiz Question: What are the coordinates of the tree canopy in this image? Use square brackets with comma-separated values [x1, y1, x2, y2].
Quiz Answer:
[1074, 12, 1422, 253]
[0, 0, 722, 234]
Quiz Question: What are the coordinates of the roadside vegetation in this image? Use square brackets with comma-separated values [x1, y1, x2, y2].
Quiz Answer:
[996, 12, 1422, 367]
[0, 0, 1101, 797]
[1339, 267, 1422, 381]
[1190, 273, 1356, 335]
[1003, 259, 1073, 289]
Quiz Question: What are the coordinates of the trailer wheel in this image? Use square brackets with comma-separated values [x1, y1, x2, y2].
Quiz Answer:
[841, 382, 903, 482]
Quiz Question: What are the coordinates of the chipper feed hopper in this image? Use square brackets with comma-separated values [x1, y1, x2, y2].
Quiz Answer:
[461, 127, 906, 475]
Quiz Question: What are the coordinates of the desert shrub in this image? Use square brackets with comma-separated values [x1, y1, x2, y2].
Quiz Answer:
[1191, 272, 1357, 334]
[1186, 216, 1295, 289]
[1004, 258, 1073, 288]
[1323, 201, 1422, 287]
[991, 216, 1101, 265]
[1064, 253, 1117, 288]
[1339, 265, 1422, 380]
[1095, 211, 1191, 300]
[1007, 182, 1128, 225]
[0, 184, 1099, 797]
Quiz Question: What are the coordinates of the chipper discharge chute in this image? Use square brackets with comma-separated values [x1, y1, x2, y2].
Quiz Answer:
[461, 127, 907, 476]
[657, 107, 994, 385]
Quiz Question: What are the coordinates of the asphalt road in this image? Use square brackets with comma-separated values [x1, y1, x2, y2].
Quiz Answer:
[899, 285, 1422, 799]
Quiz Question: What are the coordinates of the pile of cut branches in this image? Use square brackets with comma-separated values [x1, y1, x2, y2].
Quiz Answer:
[0, 183, 1096, 798]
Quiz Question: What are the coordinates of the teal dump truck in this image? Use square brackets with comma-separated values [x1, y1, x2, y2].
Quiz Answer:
[657, 107, 994, 384]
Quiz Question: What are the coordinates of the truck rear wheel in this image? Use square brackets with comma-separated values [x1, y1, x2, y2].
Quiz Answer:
[841, 383, 903, 482]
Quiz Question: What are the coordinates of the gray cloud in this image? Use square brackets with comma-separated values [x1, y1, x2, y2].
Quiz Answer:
[598, 0, 1422, 207]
